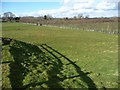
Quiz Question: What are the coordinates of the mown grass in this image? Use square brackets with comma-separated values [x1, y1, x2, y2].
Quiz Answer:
[2, 22, 118, 89]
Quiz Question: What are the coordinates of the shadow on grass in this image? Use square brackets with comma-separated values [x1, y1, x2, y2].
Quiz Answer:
[41, 44, 97, 90]
[2, 37, 97, 89]
[1, 61, 13, 64]
[2, 37, 64, 89]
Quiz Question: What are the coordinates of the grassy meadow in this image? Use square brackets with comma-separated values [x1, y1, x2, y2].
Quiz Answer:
[2, 22, 118, 89]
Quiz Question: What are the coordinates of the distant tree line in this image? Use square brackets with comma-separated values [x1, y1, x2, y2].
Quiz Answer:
[0, 12, 118, 23]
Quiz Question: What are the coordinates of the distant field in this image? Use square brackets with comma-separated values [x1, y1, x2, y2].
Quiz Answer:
[2, 22, 118, 89]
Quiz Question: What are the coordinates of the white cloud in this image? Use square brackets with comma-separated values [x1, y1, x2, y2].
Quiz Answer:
[62, 0, 94, 4]
[105, 0, 120, 3]
[96, 0, 118, 10]
[2, 0, 61, 2]
[13, 0, 119, 18]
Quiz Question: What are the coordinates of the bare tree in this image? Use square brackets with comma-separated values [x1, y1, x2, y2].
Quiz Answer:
[85, 15, 89, 19]
[73, 16, 77, 19]
[3, 12, 15, 22]
[78, 14, 84, 19]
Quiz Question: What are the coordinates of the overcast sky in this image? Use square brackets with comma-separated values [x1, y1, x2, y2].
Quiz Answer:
[1, 0, 120, 18]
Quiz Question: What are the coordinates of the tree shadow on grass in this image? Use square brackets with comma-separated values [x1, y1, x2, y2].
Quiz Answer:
[2, 37, 97, 89]
[40, 44, 97, 90]
[2, 37, 64, 89]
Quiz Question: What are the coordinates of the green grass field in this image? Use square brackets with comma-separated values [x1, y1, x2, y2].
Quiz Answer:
[2, 22, 118, 89]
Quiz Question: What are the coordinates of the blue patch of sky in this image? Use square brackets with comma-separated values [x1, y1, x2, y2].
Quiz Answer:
[91, 0, 101, 9]
[2, 2, 62, 13]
